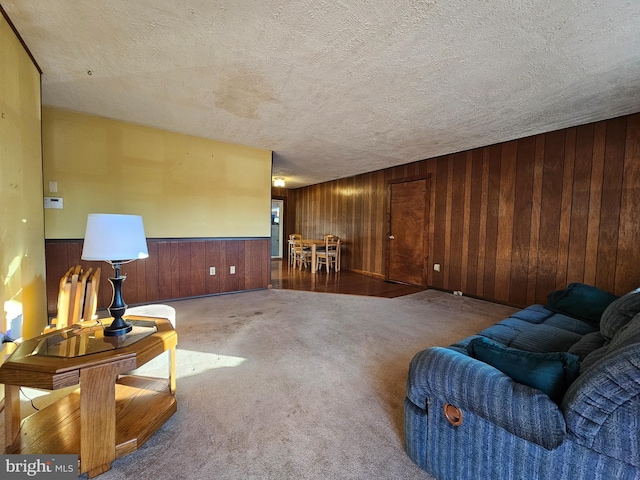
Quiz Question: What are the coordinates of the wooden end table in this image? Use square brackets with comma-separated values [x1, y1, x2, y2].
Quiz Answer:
[0, 316, 177, 478]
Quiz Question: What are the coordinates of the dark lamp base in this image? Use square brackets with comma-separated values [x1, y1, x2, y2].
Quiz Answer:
[106, 270, 132, 337]
[104, 318, 133, 336]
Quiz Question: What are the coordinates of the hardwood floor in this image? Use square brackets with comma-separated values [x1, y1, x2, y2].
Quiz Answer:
[270, 259, 425, 298]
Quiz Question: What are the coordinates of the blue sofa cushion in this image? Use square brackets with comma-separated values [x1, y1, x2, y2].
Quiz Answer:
[599, 287, 640, 340]
[581, 311, 640, 373]
[568, 331, 607, 361]
[467, 337, 580, 402]
[476, 308, 594, 352]
[508, 324, 583, 353]
[562, 317, 640, 468]
[546, 283, 619, 327]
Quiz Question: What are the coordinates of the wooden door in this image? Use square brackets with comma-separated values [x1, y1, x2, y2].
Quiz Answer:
[387, 178, 428, 286]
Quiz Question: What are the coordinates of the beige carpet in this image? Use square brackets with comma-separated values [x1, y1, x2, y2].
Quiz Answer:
[4, 289, 518, 479]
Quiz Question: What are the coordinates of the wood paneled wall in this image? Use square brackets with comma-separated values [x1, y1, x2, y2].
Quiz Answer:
[290, 113, 640, 307]
[45, 238, 271, 317]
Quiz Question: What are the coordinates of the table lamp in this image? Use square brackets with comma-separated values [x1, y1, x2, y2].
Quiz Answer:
[81, 214, 149, 336]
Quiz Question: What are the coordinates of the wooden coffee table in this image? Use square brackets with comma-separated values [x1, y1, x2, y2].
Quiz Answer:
[0, 316, 177, 478]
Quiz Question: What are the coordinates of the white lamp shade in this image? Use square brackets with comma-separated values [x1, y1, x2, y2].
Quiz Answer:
[81, 214, 149, 262]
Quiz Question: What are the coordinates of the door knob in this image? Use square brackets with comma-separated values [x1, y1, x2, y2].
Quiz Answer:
[389, 235, 395, 240]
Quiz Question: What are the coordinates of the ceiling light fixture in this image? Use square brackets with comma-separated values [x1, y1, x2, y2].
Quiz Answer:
[273, 178, 285, 187]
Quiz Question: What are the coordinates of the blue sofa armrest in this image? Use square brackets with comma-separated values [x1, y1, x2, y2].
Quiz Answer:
[407, 346, 567, 449]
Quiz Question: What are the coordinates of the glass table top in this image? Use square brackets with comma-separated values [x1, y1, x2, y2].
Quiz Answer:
[28, 320, 158, 358]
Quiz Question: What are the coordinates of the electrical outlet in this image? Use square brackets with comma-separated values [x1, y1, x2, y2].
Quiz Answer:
[230, 266, 236, 274]
[434, 263, 441, 272]
[209, 267, 216, 276]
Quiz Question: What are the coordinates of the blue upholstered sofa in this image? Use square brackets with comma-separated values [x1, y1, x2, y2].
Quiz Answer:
[405, 285, 640, 480]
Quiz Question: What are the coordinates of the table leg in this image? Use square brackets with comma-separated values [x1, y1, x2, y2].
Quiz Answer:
[81, 363, 116, 478]
[288, 241, 295, 266]
[169, 346, 176, 395]
[4, 384, 20, 451]
[311, 244, 317, 273]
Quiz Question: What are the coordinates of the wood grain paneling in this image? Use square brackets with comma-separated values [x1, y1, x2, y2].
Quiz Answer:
[482, 145, 502, 301]
[432, 157, 448, 289]
[596, 117, 627, 292]
[566, 124, 594, 283]
[45, 238, 270, 316]
[465, 149, 485, 296]
[510, 136, 536, 306]
[584, 122, 607, 286]
[495, 141, 517, 303]
[556, 128, 577, 290]
[616, 114, 640, 294]
[536, 129, 565, 302]
[448, 153, 466, 291]
[290, 112, 640, 307]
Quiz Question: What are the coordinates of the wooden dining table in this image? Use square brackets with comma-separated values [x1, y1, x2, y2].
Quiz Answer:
[301, 239, 323, 273]
[302, 239, 341, 273]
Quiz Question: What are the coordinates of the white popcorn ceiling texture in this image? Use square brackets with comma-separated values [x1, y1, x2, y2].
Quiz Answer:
[4, 0, 640, 188]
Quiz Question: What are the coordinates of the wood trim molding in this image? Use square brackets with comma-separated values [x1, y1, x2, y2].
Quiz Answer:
[349, 269, 385, 280]
[0, 5, 42, 73]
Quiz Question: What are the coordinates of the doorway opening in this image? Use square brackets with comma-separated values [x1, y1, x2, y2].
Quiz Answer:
[271, 199, 284, 258]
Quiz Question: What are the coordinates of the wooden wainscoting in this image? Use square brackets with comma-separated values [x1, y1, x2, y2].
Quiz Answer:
[45, 238, 271, 317]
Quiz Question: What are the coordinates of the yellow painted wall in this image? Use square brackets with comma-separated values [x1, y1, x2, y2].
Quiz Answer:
[42, 107, 272, 239]
[0, 14, 47, 339]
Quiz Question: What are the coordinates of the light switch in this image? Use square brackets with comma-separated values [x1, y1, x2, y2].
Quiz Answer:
[48, 181, 58, 193]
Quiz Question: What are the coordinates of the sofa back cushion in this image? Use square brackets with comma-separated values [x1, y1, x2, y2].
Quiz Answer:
[562, 321, 640, 467]
[546, 283, 619, 327]
[568, 331, 607, 361]
[599, 287, 640, 341]
[581, 310, 640, 373]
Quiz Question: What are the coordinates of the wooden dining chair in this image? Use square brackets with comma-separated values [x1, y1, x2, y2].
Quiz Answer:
[316, 236, 341, 272]
[292, 238, 312, 270]
[288, 233, 302, 266]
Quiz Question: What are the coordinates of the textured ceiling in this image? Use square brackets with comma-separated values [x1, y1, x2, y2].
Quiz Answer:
[3, 1, 640, 188]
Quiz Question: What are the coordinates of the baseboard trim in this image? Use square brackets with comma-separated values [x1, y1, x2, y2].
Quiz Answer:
[349, 269, 385, 280]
